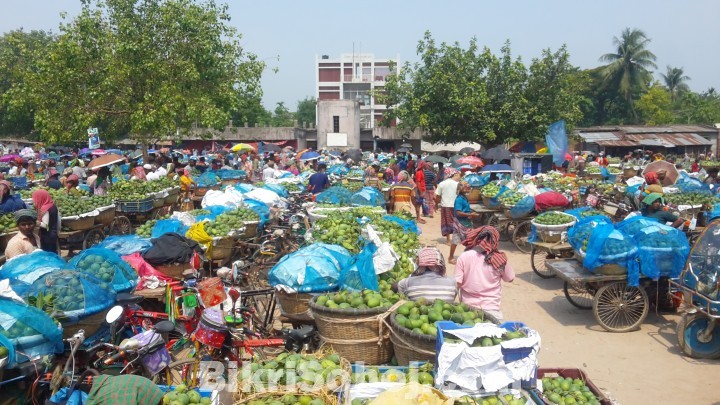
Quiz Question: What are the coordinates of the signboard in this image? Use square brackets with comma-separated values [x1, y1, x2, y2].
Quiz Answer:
[326, 133, 347, 147]
[87, 127, 100, 150]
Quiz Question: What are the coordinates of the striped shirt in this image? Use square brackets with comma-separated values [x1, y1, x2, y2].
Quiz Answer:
[397, 273, 457, 303]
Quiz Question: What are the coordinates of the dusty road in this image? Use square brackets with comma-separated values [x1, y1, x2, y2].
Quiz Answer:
[416, 214, 720, 405]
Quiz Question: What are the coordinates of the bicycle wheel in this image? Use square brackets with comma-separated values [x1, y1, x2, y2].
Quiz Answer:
[487, 214, 510, 242]
[111, 216, 132, 235]
[530, 246, 557, 279]
[563, 281, 593, 310]
[154, 358, 203, 387]
[512, 220, 533, 254]
[593, 281, 649, 333]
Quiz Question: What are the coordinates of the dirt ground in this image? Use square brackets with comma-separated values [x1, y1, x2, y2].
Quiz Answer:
[416, 214, 720, 405]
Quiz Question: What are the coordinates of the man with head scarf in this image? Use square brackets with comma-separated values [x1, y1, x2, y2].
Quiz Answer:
[0, 180, 26, 214]
[641, 193, 683, 228]
[435, 168, 462, 243]
[32, 189, 60, 254]
[392, 246, 456, 302]
[5, 209, 40, 259]
[455, 226, 515, 322]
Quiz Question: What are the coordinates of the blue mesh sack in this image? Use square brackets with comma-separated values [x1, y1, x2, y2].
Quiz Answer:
[195, 171, 220, 187]
[0, 297, 63, 367]
[583, 223, 639, 281]
[631, 222, 689, 281]
[508, 195, 535, 219]
[216, 169, 247, 180]
[25, 270, 117, 318]
[0, 251, 67, 284]
[339, 243, 379, 292]
[464, 173, 490, 187]
[97, 235, 152, 255]
[234, 183, 256, 194]
[263, 183, 288, 198]
[382, 215, 419, 234]
[316, 185, 353, 205]
[350, 187, 386, 207]
[328, 165, 349, 176]
[708, 203, 720, 222]
[567, 215, 613, 252]
[151, 219, 189, 238]
[243, 199, 270, 226]
[615, 216, 660, 238]
[69, 247, 138, 293]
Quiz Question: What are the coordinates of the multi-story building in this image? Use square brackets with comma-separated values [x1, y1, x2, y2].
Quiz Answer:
[315, 53, 399, 130]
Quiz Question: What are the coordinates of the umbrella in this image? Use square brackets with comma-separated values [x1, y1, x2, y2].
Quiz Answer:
[129, 150, 143, 160]
[91, 149, 107, 156]
[481, 146, 511, 162]
[79, 148, 90, 155]
[400, 142, 413, 149]
[481, 164, 514, 173]
[88, 153, 124, 169]
[105, 149, 122, 155]
[448, 155, 462, 165]
[396, 147, 410, 153]
[457, 156, 484, 166]
[643, 160, 679, 186]
[300, 151, 321, 161]
[231, 143, 255, 152]
[0, 154, 20, 163]
[346, 149, 363, 162]
[424, 155, 448, 164]
[458, 147, 477, 154]
[328, 150, 342, 157]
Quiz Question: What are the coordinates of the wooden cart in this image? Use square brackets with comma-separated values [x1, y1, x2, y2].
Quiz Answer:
[530, 241, 574, 279]
[59, 215, 133, 250]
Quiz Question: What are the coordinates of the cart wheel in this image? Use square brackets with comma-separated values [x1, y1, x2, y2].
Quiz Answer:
[111, 216, 132, 235]
[564, 281, 593, 310]
[487, 215, 510, 242]
[512, 220, 533, 254]
[676, 312, 720, 359]
[592, 281, 649, 332]
[83, 229, 105, 249]
[530, 246, 557, 279]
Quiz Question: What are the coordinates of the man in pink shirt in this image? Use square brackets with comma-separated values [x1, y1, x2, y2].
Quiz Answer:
[455, 226, 515, 322]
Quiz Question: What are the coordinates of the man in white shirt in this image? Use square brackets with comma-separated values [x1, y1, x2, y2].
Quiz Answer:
[145, 164, 160, 181]
[7, 162, 18, 176]
[155, 165, 168, 178]
[263, 161, 277, 180]
[435, 169, 461, 244]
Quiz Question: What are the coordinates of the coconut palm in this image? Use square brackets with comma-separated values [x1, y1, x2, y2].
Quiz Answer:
[599, 28, 657, 119]
[661, 66, 690, 102]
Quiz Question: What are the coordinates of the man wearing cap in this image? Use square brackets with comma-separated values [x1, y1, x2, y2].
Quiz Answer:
[641, 193, 683, 228]
[5, 209, 40, 259]
[145, 164, 160, 181]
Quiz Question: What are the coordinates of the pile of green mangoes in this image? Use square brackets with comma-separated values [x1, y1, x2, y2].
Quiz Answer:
[314, 286, 400, 310]
[284, 182, 302, 192]
[394, 299, 488, 337]
[665, 191, 714, 207]
[608, 167, 622, 175]
[351, 362, 434, 385]
[379, 180, 392, 189]
[481, 183, 500, 197]
[534, 212, 575, 225]
[315, 212, 362, 253]
[204, 207, 259, 237]
[0, 346, 8, 359]
[246, 394, 324, 405]
[161, 385, 210, 405]
[374, 219, 419, 256]
[540, 376, 602, 405]
[585, 166, 601, 174]
[700, 160, 720, 168]
[444, 329, 527, 347]
[56, 194, 96, 217]
[499, 192, 522, 206]
[0, 213, 16, 234]
[0, 320, 38, 339]
[136, 220, 157, 237]
[343, 181, 364, 192]
[379, 254, 415, 285]
[109, 179, 151, 201]
[189, 209, 210, 217]
[75, 254, 117, 283]
[239, 352, 347, 391]
[393, 210, 415, 221]
[455, 394, 525, 405]
[577, 209, 608, 218]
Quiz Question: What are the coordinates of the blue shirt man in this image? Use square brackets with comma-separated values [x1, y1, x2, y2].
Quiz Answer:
[308, 164, 330, 195]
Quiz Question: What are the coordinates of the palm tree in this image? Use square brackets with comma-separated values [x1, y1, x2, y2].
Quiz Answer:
[599, 28, 657, 120]
[661, 66, 690, 102]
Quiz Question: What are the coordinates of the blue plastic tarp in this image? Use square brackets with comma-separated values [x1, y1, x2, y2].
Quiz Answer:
[97, 235, 152, 256]
[0, 251, 67, 284]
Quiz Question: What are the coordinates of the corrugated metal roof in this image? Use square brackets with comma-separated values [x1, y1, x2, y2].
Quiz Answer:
[578, 125, 717, 134]
[596, 140, 637, 147]
[626, 133, 712, 147]
[577, 132, 620, 142]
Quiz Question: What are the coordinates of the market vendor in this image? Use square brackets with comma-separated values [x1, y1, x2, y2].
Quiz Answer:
[84, 374, 164, 405]
[641, 193, 683, 228]
[178, 167, 196, 193]
[94, 166, 113, 195]
[704, 168, 719, 185]
[307, 163, 330, 195]
[44, 169, 62, 190]
[0, 180, 26, 214]
[389, 170, 417, 217]
[449, 181, 480, 264]
[392, 246, 456, 302]
[64, 174, 84, 196]
[5, 209, 40, 259]
[643, 172, 664, 195]
[32, 189, 60, 254]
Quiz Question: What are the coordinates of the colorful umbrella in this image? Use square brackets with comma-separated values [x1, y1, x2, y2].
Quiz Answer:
[457, 156, 484, 166]
[231, 143, 255, 152]
[643, 160, 679, 186]
[300, 151, 321, 161]
[91, 149, 107, 156]
[88, 153, 124, 169]
[0, 154, 21, 163]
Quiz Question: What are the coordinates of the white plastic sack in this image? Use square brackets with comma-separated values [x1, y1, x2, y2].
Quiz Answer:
[201, 188, 244, 209]
[244, 188, 282, 206]
[520, 183, 540, 197]
[373, 242, 398, 275]
[625, 176, 645, 187]
[171, 211, 197, 226]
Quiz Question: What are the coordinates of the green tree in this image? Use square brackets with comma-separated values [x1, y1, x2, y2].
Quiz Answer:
[232, 95, 271, 127]
[661, 66, 690, 103]
[381, 31, 585, 145]
[635, 83, 672, 125]
[674, 90, 720, 124]
[0, 29, 55, 136]
[270, 101, 294, 127]
[27, 0, 264, 150]
[296, 96, 316, 127]
[599, 28, 657, 121]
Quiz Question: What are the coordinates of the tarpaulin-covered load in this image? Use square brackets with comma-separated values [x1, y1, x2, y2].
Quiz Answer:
[347, 168, 365, 178]
[213, 169, 247, 180]
[150, 218, 189, 238]
[327, 165, 349, 177]
[268, 243, 353, 293]
[382, 215, 420, 235]
[339, 244, 379, 291]
[534, 191, 570, 211]
[0, 251, 67, 284]
[192, 205, 230, 222]
[243, 199, 270, 226]
[195, 171, 220, 187]
[674, 172, 711, 194]
[564, 207, 608, 220]
[568, 215, 614, 253]
[582, 221, 639, 278]
[143, 233, 203, 266]
[508, 195, 535, 219]
[97, 235, 152, 256]
[69, 247, 138, 293]
[350, 187, 386, 207]
[233, 183, 256, 194]
[464, 173, 490, 187]
[0, 297, 63, 367]
[262, 183, 288, 198]
[316, 185, 354, 205]
[25, 270, 117, 318]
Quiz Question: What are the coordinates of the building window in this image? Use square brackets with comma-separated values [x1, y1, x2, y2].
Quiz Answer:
[333, 116, 340, 133]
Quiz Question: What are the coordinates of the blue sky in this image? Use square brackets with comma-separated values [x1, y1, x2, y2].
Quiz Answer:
[2, 0, 719, 110]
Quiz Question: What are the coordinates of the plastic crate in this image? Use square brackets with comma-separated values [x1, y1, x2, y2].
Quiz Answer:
[114, 198, 154, 212]
[8, 176, 27, 190]
[531, 368, 612, 405]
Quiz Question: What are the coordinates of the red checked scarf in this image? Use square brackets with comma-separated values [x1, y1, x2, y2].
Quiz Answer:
[462, 226, 507, 270]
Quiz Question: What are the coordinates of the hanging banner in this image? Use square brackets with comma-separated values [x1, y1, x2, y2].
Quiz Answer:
[88, 127, 100, 150]
[545, 120, 568, 166]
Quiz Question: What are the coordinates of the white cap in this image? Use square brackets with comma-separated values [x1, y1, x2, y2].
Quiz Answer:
[143, 164, 152, 170]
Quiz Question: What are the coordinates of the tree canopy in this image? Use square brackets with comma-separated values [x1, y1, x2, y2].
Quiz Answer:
[26, 0, 264, 146]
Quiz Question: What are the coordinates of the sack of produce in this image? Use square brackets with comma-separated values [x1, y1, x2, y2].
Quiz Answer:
[69, 247, 138, 293]
[25, 270, 116, 317]
[382, 214, 419, 235]
[328, 164, 349, 176]
[316, 185, 354, 206]
[567, 215, 613, 253]
[0, 250, 67, 284]
[243, 199, 271, 226]
[675, 172, 711, 194]
[195, 171, 220, 188]
[263, 183, 288, 198]
[508, 194, 535, 219]
[350, 187, 386, 207]
[534, 191, 570, 211]
[234, 183, 256, 194]
[464, 173, 490, 188]
[0, 297, 63, 367]
[583, 223, 638, 276]
[269, 244, 351, 293]
[97, 235, 153, 256]
[339, 244, 378, 291]
[151, 218, 189, 238]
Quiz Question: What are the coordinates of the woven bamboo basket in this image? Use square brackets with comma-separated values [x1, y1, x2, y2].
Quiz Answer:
[155, 262, 191, 279]
[62, 215, 95, 231]
[239, 390, 339, 405]
[95, 206, 116, 226]
[242, 221, 260, 239]
[62, 310, 107, 340]
[388, 313, 437, 365]
[210, 236, 235, 262]
[309, 298, 394, 365]
[467, 188, 481, 204]
[575, 249, 628, 275]
[275, 290, 314, 321]
[481, 195, 495, 208]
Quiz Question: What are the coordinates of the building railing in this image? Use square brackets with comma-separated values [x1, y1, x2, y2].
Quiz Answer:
[343, 74, 385, 82]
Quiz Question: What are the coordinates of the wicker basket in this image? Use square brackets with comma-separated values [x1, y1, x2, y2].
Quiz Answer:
[241, 391, 339, 405]
[95, 206, 116, 226]
[242, 221, 260, 239]
[481, 194, 495, 208]
[155, 262, 191, 279]
[575, 249, 627, 275]
[309, 299, 394, 365]
[210, 237, 234, 262]
[388, 313, 437, 366]
[275, 290, 314, 321]
[62, 310, 107, 340]
[467, 188, 481, 204]
[62, 215, 96, 231]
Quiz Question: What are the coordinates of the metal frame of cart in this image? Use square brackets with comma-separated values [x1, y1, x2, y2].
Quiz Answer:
[59, 216, 132, 250]
[470, 203, 534, 253]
